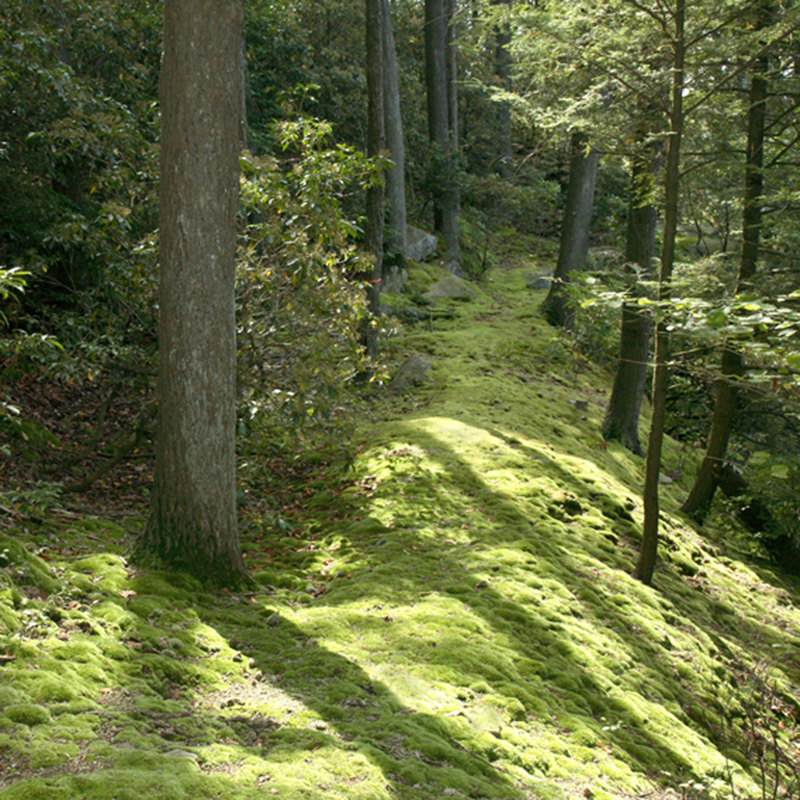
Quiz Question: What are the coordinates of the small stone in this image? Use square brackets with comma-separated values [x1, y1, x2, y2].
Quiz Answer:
[165, 749, 200, 761]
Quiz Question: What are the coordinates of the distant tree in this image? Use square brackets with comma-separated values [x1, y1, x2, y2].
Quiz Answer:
[602, 123, 661, 455]
[136, 0, 246, 586]
[425, 0, 460, 266]
[364, 0, 385, 361]
[541, 131, 599, 329]
[637, 0, 686, 586]
[681, 1, 772, 520]
[382, 0, 408, 256]
[492, 0, 513, 177]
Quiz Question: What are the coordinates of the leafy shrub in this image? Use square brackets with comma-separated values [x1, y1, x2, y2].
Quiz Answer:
[460, 172, 560, 238]
[235, 117, 381, 478]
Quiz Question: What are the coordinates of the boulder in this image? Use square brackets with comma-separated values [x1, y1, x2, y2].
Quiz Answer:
[423, 272, 476, 301]
[406, 226, 438, 262]
[526, 271, 553, 290]
[389, 352, 432, 394]
[382, 265, 408, 294]
[443, 258, 466, 279]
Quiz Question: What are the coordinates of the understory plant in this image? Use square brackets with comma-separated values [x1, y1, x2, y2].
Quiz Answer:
[236, 116, 383, 481]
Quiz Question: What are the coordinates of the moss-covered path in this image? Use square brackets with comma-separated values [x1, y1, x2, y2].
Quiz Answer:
[2, 260, 799, 800]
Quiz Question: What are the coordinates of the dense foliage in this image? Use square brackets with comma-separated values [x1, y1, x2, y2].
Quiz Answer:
[2, 1, 800, 574]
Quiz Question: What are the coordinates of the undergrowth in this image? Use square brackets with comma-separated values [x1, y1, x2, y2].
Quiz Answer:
[1, 257, 799, 800]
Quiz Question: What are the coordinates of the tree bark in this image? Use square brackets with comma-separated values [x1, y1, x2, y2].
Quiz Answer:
[365, 0, 385, 361]
[602, 138, 659, 456]
[382, 0, 407, 255]
[493, 0, 513, 178]
[137, 0, 245, 586]
[425, 0, 460, 265]
[681, 24, 768, 520]
[541, 130, 598, 329]
[636, 0, 685, 586]
[445, 0, 461, 229]
[445, 0, 459, 154]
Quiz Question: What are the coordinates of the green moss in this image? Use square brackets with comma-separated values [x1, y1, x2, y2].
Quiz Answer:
[2, 260, 799, 800]
[27, 674, 82, 703]
[4, 703, 51, 725]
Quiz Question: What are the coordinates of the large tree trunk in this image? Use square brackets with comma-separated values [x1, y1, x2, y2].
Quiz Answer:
[137, 0, 245, 587]
[382, 0, 407, 255]
[425, 0, 460, 266]
[636, 0, 685, 586]
[681, 17, 769, 520]
[541, 131, 598, 329]
[602, 139, 659, 456]
[365, 0, 385, 361]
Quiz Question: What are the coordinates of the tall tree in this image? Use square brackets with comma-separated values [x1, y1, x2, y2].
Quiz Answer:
[636, 0, 685, 586]
[136, 0, 246, 586]
[493, 0, 513, 177]
[382, 0, 408, 256]
[602, 126, 661, 455]
[365, 0, 386, 360]
[425, 0, 460, 266]
[681, 1, 772, 520]
[541, 130, 599, 329]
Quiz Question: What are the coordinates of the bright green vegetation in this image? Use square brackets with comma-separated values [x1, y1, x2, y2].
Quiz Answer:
[1, 261, 799, 800]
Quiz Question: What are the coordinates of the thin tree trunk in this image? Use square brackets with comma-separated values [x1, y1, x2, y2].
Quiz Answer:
[493, 0, 513, 177]
[602, 139, 659, 456]
[426, 0, 460, 266]
[138, 0, 245, 587]
[426, 0, 447, 234]
[365, 0, 385, 361]
[681, 20, 768, 519]
[446, 0, 459, 153]
[541, 131, 598, 329]
[382, 0, 407, 254]
[636, 0, 685, 586]
[444, 0, 461, 260]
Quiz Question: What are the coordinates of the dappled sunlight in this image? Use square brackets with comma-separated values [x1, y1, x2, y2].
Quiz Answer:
[2, 264, 799, 800]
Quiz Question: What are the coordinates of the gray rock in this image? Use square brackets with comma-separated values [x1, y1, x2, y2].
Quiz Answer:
[389, 352, 432, 394]
[527, 271, 553, 290]
[443, 259, 467, 278]
[382, 265, 408, 294]
[165, 749, 200, 762]
[423, 273, 476, 301]
[406, 225, 439, 262]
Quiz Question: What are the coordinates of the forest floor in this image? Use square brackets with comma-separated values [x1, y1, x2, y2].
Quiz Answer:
[1, 250, 799, 800]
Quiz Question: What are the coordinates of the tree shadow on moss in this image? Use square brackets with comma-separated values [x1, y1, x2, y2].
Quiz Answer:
[270, 416, 798, 789]
[197, 600, 527, 800]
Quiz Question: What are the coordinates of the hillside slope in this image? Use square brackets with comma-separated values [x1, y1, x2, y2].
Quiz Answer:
[1, 258, 799, 800]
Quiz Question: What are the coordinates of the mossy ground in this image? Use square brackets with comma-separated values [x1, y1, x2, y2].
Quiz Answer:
[1, 253, 799, 800]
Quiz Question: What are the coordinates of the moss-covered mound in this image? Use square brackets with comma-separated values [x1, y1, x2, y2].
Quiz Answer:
[1, 258, 798, 800]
